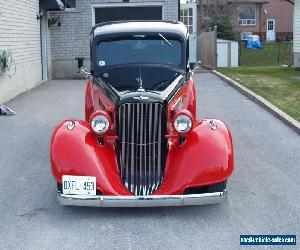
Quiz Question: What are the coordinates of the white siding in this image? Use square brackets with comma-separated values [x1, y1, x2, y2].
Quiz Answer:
[294, 0, 300, 53]
[0, 0, 44, 103]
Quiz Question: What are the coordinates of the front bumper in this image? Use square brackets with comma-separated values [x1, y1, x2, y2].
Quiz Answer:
[58, 190, 228, 207]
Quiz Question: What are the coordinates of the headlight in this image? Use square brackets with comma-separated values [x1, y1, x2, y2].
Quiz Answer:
[90, 112, 110, 135]
[174, 113, 192, 134]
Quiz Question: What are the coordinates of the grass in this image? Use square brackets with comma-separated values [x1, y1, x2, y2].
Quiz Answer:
[218, 66, 300, 122]
[240, 43, 293, 67]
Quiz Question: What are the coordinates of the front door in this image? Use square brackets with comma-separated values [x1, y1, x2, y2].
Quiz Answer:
[180, 3, 197, 63]
[267, 18, 276, 42]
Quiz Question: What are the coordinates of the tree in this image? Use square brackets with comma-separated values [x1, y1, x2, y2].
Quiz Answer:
[211, 15, 237, 40]
[198, 0, 229, 31]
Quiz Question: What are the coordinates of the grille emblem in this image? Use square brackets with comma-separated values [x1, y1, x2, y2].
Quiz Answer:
[133, 95, 149, 101]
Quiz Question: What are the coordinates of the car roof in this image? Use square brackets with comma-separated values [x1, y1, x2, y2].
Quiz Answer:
[92, 21, 188, 40]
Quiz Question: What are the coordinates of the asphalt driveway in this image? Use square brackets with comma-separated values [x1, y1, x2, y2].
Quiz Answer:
[0, 73, 299, 250]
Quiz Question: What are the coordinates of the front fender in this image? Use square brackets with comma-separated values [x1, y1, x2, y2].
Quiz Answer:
[154, 119, 234, 195]
[51, 120, 234, 196]
[50, 121, 131, 195]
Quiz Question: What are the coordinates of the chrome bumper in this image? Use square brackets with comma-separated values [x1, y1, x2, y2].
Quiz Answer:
[57, 190, 228, 207]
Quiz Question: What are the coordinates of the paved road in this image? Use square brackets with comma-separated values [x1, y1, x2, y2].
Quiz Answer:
[0, 73, 299, 250]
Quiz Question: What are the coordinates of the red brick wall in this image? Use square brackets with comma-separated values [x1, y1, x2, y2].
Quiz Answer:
[264, 0, 293, 33]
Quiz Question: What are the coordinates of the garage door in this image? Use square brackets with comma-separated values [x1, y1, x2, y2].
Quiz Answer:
[95, 6, 162, 24]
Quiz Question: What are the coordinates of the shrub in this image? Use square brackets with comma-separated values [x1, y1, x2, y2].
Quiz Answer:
[211, 15, 237, 41]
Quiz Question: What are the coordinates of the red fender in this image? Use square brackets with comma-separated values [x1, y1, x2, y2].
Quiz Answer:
[50, 119, 233, 195]
[50, 121, 131, 195]
[155, 119, 234, 195]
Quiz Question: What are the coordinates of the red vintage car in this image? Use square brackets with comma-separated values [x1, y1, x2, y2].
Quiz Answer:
[50, 21, 234, 207]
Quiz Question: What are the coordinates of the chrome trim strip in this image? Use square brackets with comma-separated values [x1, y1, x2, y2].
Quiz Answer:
[152, 103, 158, 193]
[128, 104, 136, 193]
[125, 104, 129, 189]
[157, 105, 162, 189]
[141, 103, 145, 196]
[147, 102, 156, 194]
[121, 104, 125, 182]
[57, 190, 228, 207]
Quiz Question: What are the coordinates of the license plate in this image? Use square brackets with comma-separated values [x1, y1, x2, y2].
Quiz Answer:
[62, 175, 96, 195]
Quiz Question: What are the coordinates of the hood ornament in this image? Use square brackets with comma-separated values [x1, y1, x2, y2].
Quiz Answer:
[136, 66, 145, 92]
[133, 95, 149, 101]
[137, 86, 145, 92]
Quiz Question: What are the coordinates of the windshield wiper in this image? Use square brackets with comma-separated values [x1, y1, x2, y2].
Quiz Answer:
[158, 33, 176, 50]
[153, 80, 169, 91]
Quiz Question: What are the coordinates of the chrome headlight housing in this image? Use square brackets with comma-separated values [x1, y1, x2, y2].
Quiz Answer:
[174, 113, 193, 134]
[90, 112, 110, 135]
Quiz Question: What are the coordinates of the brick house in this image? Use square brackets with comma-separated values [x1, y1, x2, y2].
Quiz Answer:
[228, 0, 293, 41]
[0, 0, 179, 103]
[198, 0, 293, 41]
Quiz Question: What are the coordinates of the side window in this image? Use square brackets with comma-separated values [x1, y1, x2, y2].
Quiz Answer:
[63, 0, 76, 10]
[90, 40, 93, 72]
[186, 38, 190, 69]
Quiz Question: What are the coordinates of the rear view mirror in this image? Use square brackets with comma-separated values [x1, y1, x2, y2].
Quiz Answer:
[189, 63, 196, 71]
[80, 67, 91, 78]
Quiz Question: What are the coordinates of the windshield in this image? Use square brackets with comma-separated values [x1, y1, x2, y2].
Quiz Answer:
[97, 38, 182, 67]
[95, 66, 181, 92]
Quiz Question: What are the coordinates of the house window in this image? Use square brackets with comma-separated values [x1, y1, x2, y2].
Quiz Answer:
[180, 8, 194, 34]
[240, 32, 253, 40]
[238, 5, 256, 26]
[267, 20, 274, 30]
[63, 0, 76, 9]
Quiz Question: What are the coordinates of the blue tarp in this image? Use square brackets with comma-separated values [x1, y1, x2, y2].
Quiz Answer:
[245, 35, 263, 49]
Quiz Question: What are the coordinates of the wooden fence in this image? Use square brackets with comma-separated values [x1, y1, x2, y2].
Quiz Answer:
[197, 26, 217, 70]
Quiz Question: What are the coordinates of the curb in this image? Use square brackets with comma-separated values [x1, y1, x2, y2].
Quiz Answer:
[212, 70, 300, 135]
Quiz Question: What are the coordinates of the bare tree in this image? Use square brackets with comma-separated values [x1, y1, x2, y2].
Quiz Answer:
[198, 0, 229, 31]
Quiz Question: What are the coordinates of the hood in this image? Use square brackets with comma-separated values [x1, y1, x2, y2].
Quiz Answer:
[93, 65, 186, 105]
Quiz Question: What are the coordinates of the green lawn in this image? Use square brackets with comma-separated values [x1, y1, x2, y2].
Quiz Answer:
[218, 66, 300, 122]
[240, 43, 293, 67]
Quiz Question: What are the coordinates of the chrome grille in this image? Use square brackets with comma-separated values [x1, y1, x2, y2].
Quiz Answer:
[118, 102, 165, 196]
